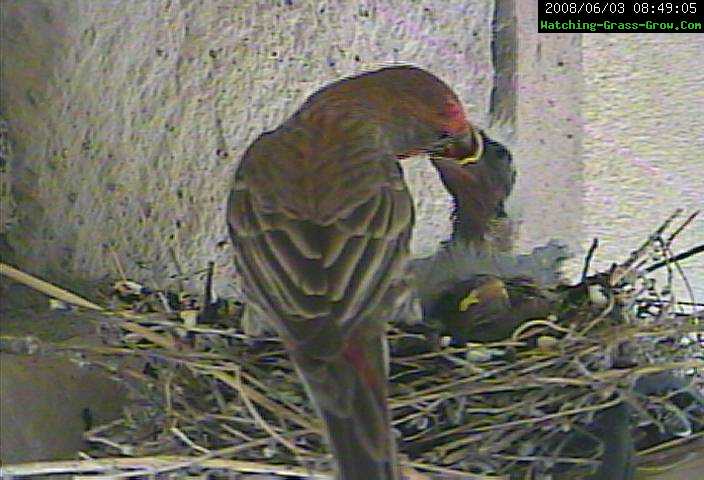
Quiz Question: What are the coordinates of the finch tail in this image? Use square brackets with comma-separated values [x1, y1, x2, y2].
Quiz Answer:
[321, 405, 399, 480]
[292, 329, 400, 480]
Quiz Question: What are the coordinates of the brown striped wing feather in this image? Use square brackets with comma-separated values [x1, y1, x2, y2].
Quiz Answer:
[227, 148, 413, 359]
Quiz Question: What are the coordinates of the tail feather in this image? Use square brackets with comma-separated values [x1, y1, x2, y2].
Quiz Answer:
[321, 407, 398, 480]
[292, 328, 400, 480]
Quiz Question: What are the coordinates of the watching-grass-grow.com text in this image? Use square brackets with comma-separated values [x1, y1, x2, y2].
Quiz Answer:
[539, 19, 702, 31]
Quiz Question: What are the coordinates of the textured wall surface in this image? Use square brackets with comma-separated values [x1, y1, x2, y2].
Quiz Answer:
[514, 1, 583, 257]
[1, 0, 494, 295]
[512, 5, 702, 299]
[1, 0, 702, 299]
[581, 34, 704, 300]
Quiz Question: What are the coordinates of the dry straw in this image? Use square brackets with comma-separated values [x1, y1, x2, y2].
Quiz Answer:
[1, 211, 702, 479]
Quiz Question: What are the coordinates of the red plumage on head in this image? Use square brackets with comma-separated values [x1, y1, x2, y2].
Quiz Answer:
[444, 100, 470, 135]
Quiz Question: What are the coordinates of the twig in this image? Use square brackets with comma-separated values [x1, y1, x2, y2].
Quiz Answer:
[637, 431, 704, 456]
[0, 262, 104, 311]
[581, 238, 599, 283]
[665, 210, 700, 248]
[204, 260, 214, 307]
[613, 209, 682, 285]
[170, 427, 210, 454]
[109, 247, 128, 283]
[234, 367, 311, 457]
[645, 243, 704, 273]
[3, 212, 701, 479]
[0, 456, 333, 478]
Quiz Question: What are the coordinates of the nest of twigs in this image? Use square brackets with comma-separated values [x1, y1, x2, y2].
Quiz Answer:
[1, 211, 702, 479]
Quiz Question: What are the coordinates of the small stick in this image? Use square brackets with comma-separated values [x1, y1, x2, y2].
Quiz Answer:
[0, 456, 333, 478]
[168, 246, 185, 292]
[614, 209, 682, 284]
[234, 367, 309, 457]
[0, 262, 104, 311]
[170, 427, 210, 454]
[204, 261, 215, 307]
[665, 210, 700, 248]
[109, 246, 128, 282]
[581, 238, 599, 283]
[637, 431, 704, 456]
[645, 243, 704, 273]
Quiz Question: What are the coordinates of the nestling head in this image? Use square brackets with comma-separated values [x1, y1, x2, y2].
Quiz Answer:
[432, 132, 516, 241]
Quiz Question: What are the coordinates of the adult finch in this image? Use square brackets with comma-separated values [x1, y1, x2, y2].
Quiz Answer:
[226, 65, 482, 479]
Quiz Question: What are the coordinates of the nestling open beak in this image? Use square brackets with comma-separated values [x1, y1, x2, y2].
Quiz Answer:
[441, 129, 484, 165]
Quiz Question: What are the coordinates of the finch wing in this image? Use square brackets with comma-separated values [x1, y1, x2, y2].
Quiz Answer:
[226, 146, 413, 355]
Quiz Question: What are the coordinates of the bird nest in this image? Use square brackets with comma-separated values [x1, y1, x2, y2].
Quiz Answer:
[1, 211, 702, 479]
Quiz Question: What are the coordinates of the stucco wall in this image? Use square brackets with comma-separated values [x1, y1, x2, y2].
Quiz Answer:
[1, 0, 702, 299]
[513, 5, 703, 300]
[514, 0, 583, 259]
[1, 0, 495, 296]
[581, 33, 704, 300]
